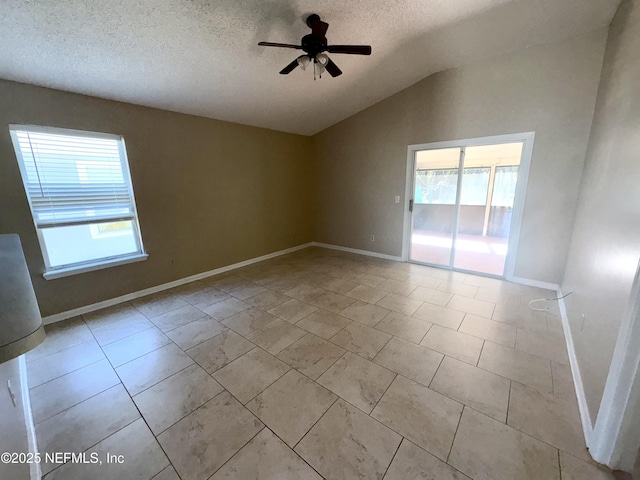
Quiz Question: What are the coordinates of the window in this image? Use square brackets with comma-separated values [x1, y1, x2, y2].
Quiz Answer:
[460, 167, 490, 205]
[414, 167, 490, 205]
[10, 125, 147, 279]
[491, 165, 519, 207]
[415, 169, 458, 204]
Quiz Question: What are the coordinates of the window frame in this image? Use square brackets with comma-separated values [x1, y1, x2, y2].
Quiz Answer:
[9, 124, 147, 280]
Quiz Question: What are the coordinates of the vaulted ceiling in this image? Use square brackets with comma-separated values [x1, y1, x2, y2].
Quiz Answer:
[0, 0, 619, 135]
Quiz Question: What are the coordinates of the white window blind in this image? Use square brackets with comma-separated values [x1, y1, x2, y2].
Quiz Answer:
[10, 127, 134, 228]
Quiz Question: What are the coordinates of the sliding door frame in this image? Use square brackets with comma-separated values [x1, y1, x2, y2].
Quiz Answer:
[401, 132, 535, 281]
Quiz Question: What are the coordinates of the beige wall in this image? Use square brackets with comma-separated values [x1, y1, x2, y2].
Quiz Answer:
[313, 29, 607, 284]
[561, 0, 640, 424]
[0, 80, 314, 317]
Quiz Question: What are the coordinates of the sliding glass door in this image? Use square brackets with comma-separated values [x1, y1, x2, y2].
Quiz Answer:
[408, 140, 526, 277]
[411, 147, 461, 267]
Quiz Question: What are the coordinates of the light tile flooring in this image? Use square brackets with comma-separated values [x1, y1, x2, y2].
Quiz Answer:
[27, 247, 617, 480]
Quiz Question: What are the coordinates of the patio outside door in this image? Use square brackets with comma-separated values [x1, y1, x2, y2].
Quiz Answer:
[407, 138, 528, 278]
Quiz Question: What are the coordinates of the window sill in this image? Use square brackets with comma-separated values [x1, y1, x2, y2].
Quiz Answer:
[43, 253, 149, 280]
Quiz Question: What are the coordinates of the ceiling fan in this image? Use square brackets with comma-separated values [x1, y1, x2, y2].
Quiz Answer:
[258, 14, 372, 78]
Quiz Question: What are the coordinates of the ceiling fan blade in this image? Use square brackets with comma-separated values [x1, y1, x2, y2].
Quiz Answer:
[326, 45, 372, 55]
[325, 58, 342, 77]
[279, 58, 300, 75]
[258, 41, 303, 49]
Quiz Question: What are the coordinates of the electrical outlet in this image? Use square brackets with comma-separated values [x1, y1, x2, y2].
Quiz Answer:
[395, 195, 400, 204]
[370, 234, 375, 242]
[169, 258, 175, 266]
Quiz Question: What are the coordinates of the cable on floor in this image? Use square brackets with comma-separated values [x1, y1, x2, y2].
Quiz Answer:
[528, 291, 573, 311]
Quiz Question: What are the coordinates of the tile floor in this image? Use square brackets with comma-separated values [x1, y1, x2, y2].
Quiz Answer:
[26, 247, 617, 480]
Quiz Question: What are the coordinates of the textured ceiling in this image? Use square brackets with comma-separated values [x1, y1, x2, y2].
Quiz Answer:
[0, 0, 619, 135]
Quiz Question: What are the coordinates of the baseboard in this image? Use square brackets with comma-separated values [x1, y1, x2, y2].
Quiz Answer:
[557, 287, 594, 447]
[311, 242, 403, 262]
[42, 242, 313, 325]
[511, 276, 560, 291]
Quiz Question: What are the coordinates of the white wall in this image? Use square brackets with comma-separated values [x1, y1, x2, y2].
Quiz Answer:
[314, 29, 608, 285]
[561, 0, 640, 427]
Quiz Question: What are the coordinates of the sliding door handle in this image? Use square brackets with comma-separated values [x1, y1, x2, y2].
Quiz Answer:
[409, 199, 414, 212]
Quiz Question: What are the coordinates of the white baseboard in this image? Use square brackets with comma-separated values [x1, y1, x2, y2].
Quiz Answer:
[511, 276, 560, 291]
[557, 288, 594, 447]
[311, 242, 403, 262]
[42, 243, 313, 325]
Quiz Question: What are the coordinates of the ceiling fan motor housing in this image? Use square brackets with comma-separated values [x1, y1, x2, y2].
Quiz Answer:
[302, 14, 328, 56]
[301, 34, 327, 56]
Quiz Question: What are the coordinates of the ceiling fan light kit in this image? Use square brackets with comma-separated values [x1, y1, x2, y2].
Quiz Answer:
[296, 55, 311, 70]
[258, 14, 372, 79]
